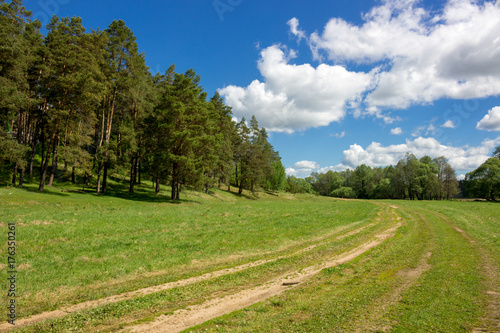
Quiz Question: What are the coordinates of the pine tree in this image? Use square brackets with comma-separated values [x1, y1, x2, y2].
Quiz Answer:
[234, 118, 251, 194]
[0, 0, 35, 185]
[38, 16, 104, 191]
[95, 20, 141, 193]
[143, 66, 175, 194]
[153, 69, 219, 200]
[210, 92, 234, 190]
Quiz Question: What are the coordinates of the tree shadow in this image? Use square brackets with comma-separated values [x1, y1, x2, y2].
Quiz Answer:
[92, 183, 201, 204]
[17, 184, 70, 197]
[223, 189, 258, 200]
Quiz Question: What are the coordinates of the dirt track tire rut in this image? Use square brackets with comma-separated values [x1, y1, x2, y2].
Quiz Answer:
[0, 215, 382, 332]
[122, 221, 402, 333]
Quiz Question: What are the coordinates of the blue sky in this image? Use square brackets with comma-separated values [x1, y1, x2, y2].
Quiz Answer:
[23, 0, 500, 179]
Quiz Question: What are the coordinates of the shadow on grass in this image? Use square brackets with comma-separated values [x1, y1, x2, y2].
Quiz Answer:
[14, 181, 200, 204]
[223, 188, 258, 200]
[98, 177, 201, 204]
[455, 198, 500, 203]
[17, 184, 70, 197]
[100, 188, 184, 204]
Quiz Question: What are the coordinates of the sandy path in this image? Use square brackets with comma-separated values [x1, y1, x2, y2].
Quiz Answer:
[124, 222, 402, 333]
[0, 221, 375, 331]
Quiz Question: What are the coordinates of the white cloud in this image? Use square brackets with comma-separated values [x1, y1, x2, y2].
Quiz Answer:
[442, 120, 455, 128]
[477, 106, 500, 131]
[220, 1, 500, 131]
[319, 164, 351, 173]
[286, 161, 351, 178]
[341, 136, 500, 172]
[219, 45, 373, 133]
[286, 161, 318, 178]
[293, 160, 320, 170]
[287, 18, 306, 43]
[355, 106, 401, 124]
[391, 127, 403, 135]
[307, 0, 500, 109]
[287, 135, 500, 179]
[286, 167, 298, 177]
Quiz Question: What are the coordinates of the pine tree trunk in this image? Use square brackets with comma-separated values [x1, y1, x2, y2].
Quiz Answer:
[40, 132, 45, 175]
[29, 157, 34, 180]
[18, 168, 24, 188]
[29, 140, 36, 180]
[48, 138, 59, 187]
[12, 164, 17, 187]
[134, 157, 139, 184]
[235, 164, 239, 187]
[171, 163, 178, 200]
[129, 157, 136, 193]
[39, 140, 53, 191]
[171, 183, 176, 200]
[155, 173, 160, 194]
[238, 180, 244, 195]
[138, 160, 141, 185]
[102, 163, 108, 193]
[96, 162, 102, 194]
[71, 166, 76, 184]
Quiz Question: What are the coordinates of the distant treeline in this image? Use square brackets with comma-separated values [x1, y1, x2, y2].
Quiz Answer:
[0, 1, 287, 199]
[287, 152, 500, 201]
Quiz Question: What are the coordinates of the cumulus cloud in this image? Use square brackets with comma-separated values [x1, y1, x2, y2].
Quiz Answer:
[477, 106, 500, 131]
[286, 161, 351, 178]
[442, 120, 455, 128]
[286, 160, 319, 178]
[219, 45, 373, 133]
[287, 135, 499, 178]
[219, 1, 500, 132]
[293, 160, 320, 170]
[286, 167, 298, 177]
[287, 18, 306, 43]
[341, 136, 500, 172]
[308, 0, 500, 109]
[391, 127, 403, 135]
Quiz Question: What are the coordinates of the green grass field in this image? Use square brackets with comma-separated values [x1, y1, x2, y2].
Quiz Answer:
[0, 183, 499, 332]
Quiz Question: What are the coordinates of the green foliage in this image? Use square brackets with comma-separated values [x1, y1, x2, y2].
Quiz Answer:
[465, 158, 500, 200]
[492, 145, 500, 160]
[268, 160, 287, 192]
[302, 155, 459, 200]
[331, 186, 356, 198]
[232, 117, 279, 194]
[287, 175, 314, 194]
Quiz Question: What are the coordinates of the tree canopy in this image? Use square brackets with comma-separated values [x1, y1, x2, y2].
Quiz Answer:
[298, 154, 460, 200]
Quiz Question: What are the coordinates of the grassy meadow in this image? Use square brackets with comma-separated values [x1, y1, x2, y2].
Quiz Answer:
[0, 181, 499, 332]
[190, 200, 499, 332]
